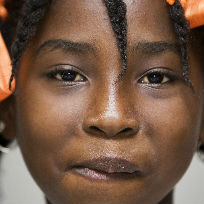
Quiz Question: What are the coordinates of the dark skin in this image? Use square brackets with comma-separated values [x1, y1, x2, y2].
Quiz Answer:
[3, 0, 203, 203]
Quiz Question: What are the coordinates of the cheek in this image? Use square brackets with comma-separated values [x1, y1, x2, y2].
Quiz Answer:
[143, 92, 202, 186]
[15, 85, 87, 193]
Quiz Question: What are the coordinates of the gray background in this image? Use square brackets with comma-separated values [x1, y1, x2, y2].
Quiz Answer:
[0, 145, 203, 204]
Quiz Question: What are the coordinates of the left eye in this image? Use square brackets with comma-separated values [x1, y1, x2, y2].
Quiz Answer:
[48, 69, 86, 82]
[139, 72, 172, 84]
[55, 70, 84, 82]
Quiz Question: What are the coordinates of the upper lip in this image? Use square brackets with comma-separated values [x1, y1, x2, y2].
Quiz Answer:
[72, 157, 141, 174]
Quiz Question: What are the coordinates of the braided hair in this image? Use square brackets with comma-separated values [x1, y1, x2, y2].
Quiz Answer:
[10, 0, 201, 88]
[168, 0, 192, 86]
[104, 0, 127, 81]
[0, 0, 24, 53]
[10, 0, 52, 87]
[0, 0, 24, 153]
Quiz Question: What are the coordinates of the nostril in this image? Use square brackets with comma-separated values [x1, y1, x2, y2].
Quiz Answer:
[89, 126, 105, 134]
[89, 126, 134, 138]
[119, 128, 133, 134]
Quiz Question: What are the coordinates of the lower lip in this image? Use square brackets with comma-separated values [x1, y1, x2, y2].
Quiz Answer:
[72, 167, 140, 181]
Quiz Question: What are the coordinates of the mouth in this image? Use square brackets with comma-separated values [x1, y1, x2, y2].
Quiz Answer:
[71, 157, 142, 181]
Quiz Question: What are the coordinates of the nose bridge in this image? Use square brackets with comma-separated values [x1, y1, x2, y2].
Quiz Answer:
[93, 77, 126, 121]
[102, 82, 121, 120]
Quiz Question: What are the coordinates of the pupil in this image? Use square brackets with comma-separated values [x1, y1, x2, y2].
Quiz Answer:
[148, 73, 163, 83]
[61, 71, 76, 81]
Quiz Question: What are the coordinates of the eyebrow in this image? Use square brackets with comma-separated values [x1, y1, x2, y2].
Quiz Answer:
[35, 39, 97, 57]
[36, 39, 180, 59]
[131, 41, 180, 55]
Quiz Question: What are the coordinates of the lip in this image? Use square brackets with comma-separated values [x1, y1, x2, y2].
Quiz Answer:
[71, 157, 142, 181]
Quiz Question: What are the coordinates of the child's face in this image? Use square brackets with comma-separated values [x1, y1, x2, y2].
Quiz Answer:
[15, 0, 203, 203]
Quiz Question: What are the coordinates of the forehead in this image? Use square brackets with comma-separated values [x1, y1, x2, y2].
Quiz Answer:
[34, 0, 177, 48]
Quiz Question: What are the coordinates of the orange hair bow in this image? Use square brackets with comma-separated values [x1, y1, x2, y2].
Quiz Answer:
[0, 0, 8, 20]
[166, 0, 204, 28]
[0, 33, 14, 102]
[0, 0, 14, 102]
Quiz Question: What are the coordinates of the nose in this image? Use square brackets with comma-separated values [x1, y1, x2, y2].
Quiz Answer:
[83, 117, 139, 138]
[82, 85, 139, 138]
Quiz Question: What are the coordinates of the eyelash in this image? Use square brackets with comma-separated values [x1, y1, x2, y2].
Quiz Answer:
[138, 69, 178, 87]
[47, 66, 178, 88]
[46, 67, 87, 85]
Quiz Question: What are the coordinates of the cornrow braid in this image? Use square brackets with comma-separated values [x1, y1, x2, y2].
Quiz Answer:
[10, 0, 193, 89]
[10, 0, 52, 89]
[168, 0, 192, 87]
[103, 0, 127, 81]
[1, 0, 24, 52]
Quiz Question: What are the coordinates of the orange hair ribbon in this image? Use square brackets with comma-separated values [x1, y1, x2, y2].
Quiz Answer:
[0, 0, 8, 20]
[166, 0, 204, 28]
[0, 33, 15, 102]
[0, 0, 14, 102]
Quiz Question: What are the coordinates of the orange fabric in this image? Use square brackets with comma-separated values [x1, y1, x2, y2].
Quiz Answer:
[0, 0, 8, 20]
[166, 0, 204, 29]
[166, 0, 176, 5]
[0, 33, 15, 102]
[185, 0, 204, 28]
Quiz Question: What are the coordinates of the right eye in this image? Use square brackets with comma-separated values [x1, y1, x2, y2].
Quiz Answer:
[140, 72, 171, 84]
[47, 69, 87, 84]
